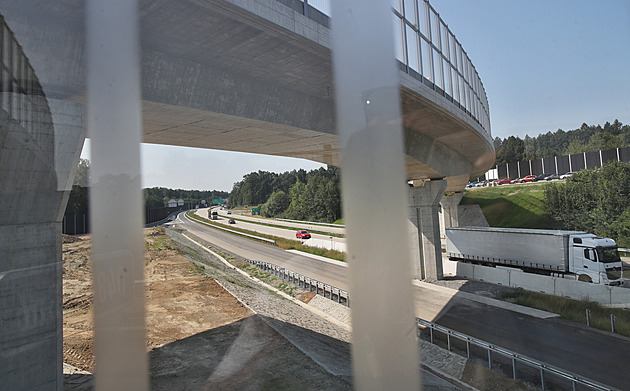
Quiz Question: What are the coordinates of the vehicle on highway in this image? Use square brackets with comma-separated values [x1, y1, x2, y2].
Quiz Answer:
[466, 181, 479, 188]
[228, 219, 236, 224]
[560, 172, 574, 179]
[497, 178, 512, 185]
[510, 177, 524, 184]
[545, 173, 561, 181]
[296, 230, 311, 239]
[227, 210, 232, 214]
[535, 173, 551, 181]
[209, 210, 218, 220]
[522, 174, 538, 182]
[446, 227, 624, 285]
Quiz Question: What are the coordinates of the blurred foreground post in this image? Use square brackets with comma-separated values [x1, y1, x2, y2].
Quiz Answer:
[86, 0, 148, 389]
[331, 1, 422, 390]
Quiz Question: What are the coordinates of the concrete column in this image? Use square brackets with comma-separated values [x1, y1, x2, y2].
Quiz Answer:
[408, 179, 447, 281]
[440, 192, 464, 230]
[0, 97, 85, 390]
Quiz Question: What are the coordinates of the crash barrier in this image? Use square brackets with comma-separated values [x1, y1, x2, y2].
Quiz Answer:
[244, 259, 349, 306]
[417, 318, 617, 391]
[244, 256, 612, 389]
[451, 260, 630, 305]
[186, 213, 276, 244]
[275, 217, 345, 228]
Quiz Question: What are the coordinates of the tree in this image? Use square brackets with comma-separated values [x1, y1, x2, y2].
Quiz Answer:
[74, 158, 90, 187]
[260, 190, 290, 217]
[544, 162, 630, 247]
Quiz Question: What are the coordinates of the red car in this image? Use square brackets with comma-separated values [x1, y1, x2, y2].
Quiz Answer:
[497, 178, 512, 185]
[296, 230, 311, 239]
[522, 175, 538, 182]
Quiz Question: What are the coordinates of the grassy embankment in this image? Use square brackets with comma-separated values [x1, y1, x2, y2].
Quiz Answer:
[461, 183, 556, 229]
[186, 212, 345, 262]
[499, 288, 630, 337]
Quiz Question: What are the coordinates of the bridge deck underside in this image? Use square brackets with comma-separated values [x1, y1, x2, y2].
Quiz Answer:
[4, 0, 494, 192]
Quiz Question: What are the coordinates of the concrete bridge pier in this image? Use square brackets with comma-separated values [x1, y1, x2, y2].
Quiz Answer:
[440, 192, 464, 229]
[0, 98, 85, 390]
[408, 179, 447, 281]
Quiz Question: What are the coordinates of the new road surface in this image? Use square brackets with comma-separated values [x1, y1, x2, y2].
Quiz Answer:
[174, 210, 629, 390]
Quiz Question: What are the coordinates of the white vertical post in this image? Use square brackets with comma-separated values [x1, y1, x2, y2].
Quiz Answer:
[331, 2, 421, 390]
[583, 152, 587, 169]
[554, 156, 558, 174]
[599, 149, 603, 167]
[86, 1, 148, 390]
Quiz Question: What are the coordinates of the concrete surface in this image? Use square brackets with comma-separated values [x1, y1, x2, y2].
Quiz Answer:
[1, 0, 494, 190]
[0, 95, 85, 389]
[408, 179, 448, 280]
[450, 258, 630, 305]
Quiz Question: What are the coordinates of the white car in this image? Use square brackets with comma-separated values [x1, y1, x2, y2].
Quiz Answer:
[560, 172, 574, 179]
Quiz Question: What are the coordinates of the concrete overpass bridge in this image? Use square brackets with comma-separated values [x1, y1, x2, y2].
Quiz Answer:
[0, 0, 494, 388]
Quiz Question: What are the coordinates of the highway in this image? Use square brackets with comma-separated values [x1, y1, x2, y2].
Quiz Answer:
[202, 207, 347, 251]
[175, 211, 630, 390]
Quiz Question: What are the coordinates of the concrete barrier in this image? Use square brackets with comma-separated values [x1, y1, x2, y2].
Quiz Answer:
[448, 260, 630, 305]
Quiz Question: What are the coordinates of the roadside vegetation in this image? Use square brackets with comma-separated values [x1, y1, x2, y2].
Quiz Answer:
[227, 167, 341, 223]
[498, 288, 630, 338]
[461, 184, 555, 229]
[544, 162, 630, 247]
[187, 212, 346, 262]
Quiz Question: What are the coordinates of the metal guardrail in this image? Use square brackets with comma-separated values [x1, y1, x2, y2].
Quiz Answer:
[275, 218, 345, 228]
[244, 259, 350, 306]
[416, 318, 618, 391]
[186, 213, 276, 244]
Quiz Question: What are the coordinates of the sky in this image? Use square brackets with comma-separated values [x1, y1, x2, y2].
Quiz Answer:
[81, 0, 630, 191]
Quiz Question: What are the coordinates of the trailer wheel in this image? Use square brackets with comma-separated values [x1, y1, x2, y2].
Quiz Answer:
[578, 274, 593, 283]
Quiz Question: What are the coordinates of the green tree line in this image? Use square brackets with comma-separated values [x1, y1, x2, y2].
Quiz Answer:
[494, 120, 630, 166]
[543, 162, 630, 247]
[228, 166, 342, 223]
[65, 159, 228, 215]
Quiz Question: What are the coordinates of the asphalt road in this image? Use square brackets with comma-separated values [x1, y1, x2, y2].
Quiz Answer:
[207, 207, 346, 245]
[175, 211, 630, 390]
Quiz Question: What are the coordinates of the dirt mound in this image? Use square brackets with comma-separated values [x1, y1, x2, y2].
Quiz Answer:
[62, 229, 251, 372]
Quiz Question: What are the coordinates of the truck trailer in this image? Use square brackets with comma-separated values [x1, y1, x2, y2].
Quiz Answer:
[445, 227, 623, 285]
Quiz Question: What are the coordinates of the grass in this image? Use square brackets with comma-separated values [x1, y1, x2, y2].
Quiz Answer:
[237, 264, 298, 296]
[498, 288, 630, 337]
[187, 212, 346, 262]
[461, 183, 556, 229]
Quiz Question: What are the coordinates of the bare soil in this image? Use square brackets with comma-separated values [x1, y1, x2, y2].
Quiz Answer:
[62, 228, 252, 372]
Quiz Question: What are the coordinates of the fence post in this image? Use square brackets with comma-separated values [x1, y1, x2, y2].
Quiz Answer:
[512, 356, 517, 380]
[586, 309, 591, 327]
[611, 314, 615, 333]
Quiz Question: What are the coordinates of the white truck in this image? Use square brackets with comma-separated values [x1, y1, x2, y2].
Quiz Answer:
[209, 210, 218, 220]
[446, 227, 624, 285]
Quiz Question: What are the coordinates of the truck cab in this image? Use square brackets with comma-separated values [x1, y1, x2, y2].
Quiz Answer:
[569, 234, 623, 285]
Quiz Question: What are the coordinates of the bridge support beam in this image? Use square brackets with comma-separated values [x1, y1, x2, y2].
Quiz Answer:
[408, 179, 447, 281]
[440, 192, 464, 229]
[0, 99, 85, 390]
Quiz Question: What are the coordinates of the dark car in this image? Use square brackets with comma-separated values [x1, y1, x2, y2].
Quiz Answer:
[296, 230, 311, 239]
[535, 173, 551, 181]
[228, 219, 236, 224]
[546, 173, 561, 181]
